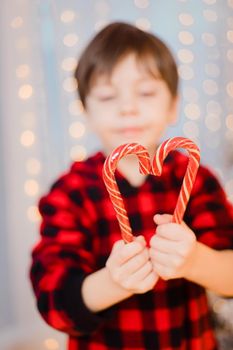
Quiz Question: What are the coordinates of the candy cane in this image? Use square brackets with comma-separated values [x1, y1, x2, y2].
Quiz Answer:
[103, 137, 200, 243]
[152, 137, 200, 224]
[103, 143, 151, 243]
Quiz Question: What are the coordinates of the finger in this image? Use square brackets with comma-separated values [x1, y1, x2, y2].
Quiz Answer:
[113, 240, 146, 265]
[150, 249, 182, 268]
[120, 248, 149, 275]
[150, 236, 180, 254]
[136, 270, 158, 293]
[156, 223, 188, 241]
[152, 261, 171, 280]
[124, 260, 153, 288]
[112, 239, 125, 252]
[135, 235, 146, 246]
[153, 214, 173, 225]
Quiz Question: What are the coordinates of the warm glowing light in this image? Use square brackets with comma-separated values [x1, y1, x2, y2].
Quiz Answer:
[203, 9, 217, 22]
[226, 82, 233, 97]
[60, 10, 75, 23]
[61, 57, 77, 72]
[70, 145, 87, 161]
[24, 179, 39, 196]
[202, 32, 216, 46]
[20, 130, 35, 147]
[225, 129, 233, 142]
[135, 18, 151, 31]
[63, 77, 78, 92]
[203, 80, 218, 95]
[63, 33, 79, 47]
[134, 0, 150, 8]
[205, 113, 221, 131]
[44, 338, 59, 350]
[184, 103, 201, 120]
[16, 65, 30, 79]
[226, 114, 233, 131]
[11, 16, 23, 28]
[204, 63, 220, 78]
[227, 30, 233, 43]
[27, 206, 41, 223]
[69, 99, 84, 116]
[178, 65, 194, 80]
[183, 121, 199, 138]
[228, 0, 233, 8]
[18, 84, 33, 99]
[69, 122, 86, 138]
[178, 13, 194, 26]
[178, 31, 194, 45]
[177, 49, 194, 64]
[26, 158, 41, 175]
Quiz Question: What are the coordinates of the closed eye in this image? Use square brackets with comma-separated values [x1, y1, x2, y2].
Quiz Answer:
[139, 90, 157, 97]
[98, 94, 116, 101]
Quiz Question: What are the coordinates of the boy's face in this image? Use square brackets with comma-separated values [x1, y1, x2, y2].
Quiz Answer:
[85, 54, 178, 155]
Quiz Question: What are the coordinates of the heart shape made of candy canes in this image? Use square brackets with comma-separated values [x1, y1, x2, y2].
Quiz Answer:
[103, 137, 200, 243]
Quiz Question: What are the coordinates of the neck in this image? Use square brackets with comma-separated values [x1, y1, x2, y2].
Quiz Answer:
[103, 145, 157, 187]
[119, 155, 145, 185]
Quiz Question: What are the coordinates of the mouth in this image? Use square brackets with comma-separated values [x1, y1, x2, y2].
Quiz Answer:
[116, 127, 145, 138]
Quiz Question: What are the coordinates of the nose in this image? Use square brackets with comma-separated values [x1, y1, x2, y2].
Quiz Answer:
[119, 93, 138, 117]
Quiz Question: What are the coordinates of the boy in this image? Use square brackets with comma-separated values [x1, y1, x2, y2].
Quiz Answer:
[30, 22, 233, 349]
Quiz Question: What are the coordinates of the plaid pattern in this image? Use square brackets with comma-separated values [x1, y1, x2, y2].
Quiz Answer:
[30, 150, 233, 350]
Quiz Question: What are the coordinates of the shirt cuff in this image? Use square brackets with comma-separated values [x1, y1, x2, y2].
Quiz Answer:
[58, 268, 115, 335]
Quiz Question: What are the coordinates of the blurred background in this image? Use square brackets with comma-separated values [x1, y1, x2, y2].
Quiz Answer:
[0, 0, 233, 349]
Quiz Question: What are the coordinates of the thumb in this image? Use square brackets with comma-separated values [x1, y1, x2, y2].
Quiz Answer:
[153, 213, 173, 225]
[134, 235, 146, 247]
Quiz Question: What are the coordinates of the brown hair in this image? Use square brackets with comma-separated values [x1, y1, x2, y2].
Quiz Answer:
[74, 22, 178, 107]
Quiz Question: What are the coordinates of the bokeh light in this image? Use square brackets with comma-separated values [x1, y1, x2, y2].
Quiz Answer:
[20, 130, 35, 147]
[178, 13, 194, 26]
[27, 206, 41, 223]
[18, 84, 33, 99]
[69, 122, 86, 139]
[60, 10, 75, 23]
[61, 57, 77, 72]
[134, 0, 150, 8]
[70, 145, 87, 161]
[24, 179, 39, 196]
[178, 31, 194, 45]
[69, 99, 84, 116]
[44, 338, 59, 350]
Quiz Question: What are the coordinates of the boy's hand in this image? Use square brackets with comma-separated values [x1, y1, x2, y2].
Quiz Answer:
[106, 235, 159, 294]
[149, 214, 197, 280]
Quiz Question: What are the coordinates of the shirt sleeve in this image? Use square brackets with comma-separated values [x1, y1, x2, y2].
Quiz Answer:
[185, 165, 233, 249]
[30, 171, 114, 336]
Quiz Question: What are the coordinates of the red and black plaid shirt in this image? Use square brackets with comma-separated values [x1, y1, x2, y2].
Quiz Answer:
[30, 150, 233, 350]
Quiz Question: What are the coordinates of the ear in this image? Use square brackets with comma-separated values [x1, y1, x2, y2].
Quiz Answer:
[168, 95, 180, 125]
